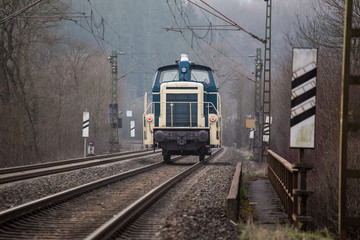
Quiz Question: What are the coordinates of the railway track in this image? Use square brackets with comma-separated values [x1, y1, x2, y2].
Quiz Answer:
[87, 148, 223, 240]
[0, 149, 222, 239]
[0, 149, 160, 184]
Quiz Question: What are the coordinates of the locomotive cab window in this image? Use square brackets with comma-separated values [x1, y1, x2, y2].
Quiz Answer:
[151, 72, 158, 87]
[191, 69, 210, 84]
[159, 69, 179, 83]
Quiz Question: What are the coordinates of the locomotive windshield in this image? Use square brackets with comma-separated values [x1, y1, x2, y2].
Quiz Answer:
[191, 69, 210, 84]
[158, 69, 210, 84]
[159, 69, 179, 83]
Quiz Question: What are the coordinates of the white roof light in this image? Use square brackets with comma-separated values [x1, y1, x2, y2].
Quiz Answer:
[180, 54, 189, 62]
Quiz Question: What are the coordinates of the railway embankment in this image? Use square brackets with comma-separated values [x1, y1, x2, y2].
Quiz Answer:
[0, 147, 334, 239]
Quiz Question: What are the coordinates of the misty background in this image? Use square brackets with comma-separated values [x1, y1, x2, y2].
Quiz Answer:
[1, 0, 358, 234]
[58, 0, 311, 150]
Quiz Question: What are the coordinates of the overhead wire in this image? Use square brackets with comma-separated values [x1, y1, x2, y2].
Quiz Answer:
[84, 3, 107, 54]
[182, 1, 213, 50]
[52, 0, 160, 73]
[85, 0, 161, 71]
[174, 1, 243, 70]
[218, 32, 248, 62]
[118, 54, 159, 80]
[0, 0, 45, 24]
[167, 0, 255, 83]
[166, 0, 205, 64]
[48, 1, 108, 55]
[172, 0, 214, 63]
[55, 0, 86, 15]
[187, 0, 266, 44]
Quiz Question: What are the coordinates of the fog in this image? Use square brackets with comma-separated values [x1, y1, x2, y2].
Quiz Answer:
[1, 0, 317, 163]
[59, 0, 315, 147]
[3, 1, 360, 236]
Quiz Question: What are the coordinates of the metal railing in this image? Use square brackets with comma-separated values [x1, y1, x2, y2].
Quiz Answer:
[144, 92, 221, 114]
[267, 150, 312, 228]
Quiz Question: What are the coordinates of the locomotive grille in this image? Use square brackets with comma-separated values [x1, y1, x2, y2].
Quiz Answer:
[166, 93, 198, 127]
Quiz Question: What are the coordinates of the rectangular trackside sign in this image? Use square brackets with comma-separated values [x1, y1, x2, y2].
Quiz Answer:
[290, 48, 317, 148]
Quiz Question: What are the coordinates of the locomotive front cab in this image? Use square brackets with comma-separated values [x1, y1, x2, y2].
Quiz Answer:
[143, 54, 221, 162]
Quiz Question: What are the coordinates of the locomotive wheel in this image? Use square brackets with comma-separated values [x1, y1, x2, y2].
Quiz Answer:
[163, 153, 171, 163]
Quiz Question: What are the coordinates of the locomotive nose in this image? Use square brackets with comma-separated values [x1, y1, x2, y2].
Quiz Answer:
[197, 130, 208, 142]
[154, 130, 166, 142]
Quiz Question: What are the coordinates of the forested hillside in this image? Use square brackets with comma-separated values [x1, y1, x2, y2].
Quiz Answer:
[0, 0, 313, 165]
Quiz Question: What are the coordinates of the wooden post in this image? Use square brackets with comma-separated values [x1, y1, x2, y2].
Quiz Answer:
[292, 149, 313, 229]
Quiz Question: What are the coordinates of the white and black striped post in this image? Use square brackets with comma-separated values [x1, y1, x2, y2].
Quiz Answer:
[83, 111, 89, 157]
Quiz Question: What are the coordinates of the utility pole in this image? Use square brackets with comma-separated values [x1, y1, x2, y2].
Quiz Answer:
[253, 48, 263, 161]
[109, 50, 119, 152]
[338, 0, 360, 239]
[262, 0, 272, 161]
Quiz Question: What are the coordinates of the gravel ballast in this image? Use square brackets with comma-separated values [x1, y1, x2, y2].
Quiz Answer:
[1, 148, 248, 239]
[0, 154, 162, 211]
[157, 148, 244, 239]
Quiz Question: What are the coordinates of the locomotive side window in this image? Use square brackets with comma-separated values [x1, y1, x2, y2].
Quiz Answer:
[151, 72, 158, 86]
[159, 69, 179, 83]
[191, 69, 210, 84]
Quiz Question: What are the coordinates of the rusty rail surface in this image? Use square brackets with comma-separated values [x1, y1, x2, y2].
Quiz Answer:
[267, 150, 312, 228]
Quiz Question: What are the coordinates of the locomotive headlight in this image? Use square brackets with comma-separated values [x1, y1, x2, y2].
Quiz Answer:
[181, 67, 187, 73]
[147, 115, 153, 122]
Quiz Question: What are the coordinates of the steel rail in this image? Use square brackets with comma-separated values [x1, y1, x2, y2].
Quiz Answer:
[0, 150, 161, 184]
[86, 148, 224, 240]
[0, 149, 154, 174]
[0, 159, 170, 224]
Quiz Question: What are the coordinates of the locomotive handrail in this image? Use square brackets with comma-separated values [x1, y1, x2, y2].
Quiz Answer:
[144, 101, 219, 115]
[143, 92, 221, 115]
[144, 100, 220, 129]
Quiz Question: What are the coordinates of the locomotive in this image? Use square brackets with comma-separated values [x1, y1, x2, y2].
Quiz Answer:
[143, 54, 221, 162]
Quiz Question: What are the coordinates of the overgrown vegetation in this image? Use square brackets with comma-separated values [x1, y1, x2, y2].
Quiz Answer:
[236, 149, 335, 239]
[272, 0, 360, 236]
[0, 1, 123, 167]
[239, 223, 334, 240]
[236, 150, 262, 222]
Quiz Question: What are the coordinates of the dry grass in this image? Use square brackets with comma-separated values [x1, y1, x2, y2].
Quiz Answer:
[235, 149, 335, 240]
[239, 222, 334, 240]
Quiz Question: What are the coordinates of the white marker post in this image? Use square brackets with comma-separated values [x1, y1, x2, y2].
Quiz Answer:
[82, 111, 89, 157]
[130, 120, 135, 138]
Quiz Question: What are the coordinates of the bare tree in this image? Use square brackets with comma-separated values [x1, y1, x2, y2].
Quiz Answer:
[272, 0, 360, 234]
[0, 1, 67, 166]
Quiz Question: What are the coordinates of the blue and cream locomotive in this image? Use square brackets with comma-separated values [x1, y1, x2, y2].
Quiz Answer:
[143, 54, 221, 162]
